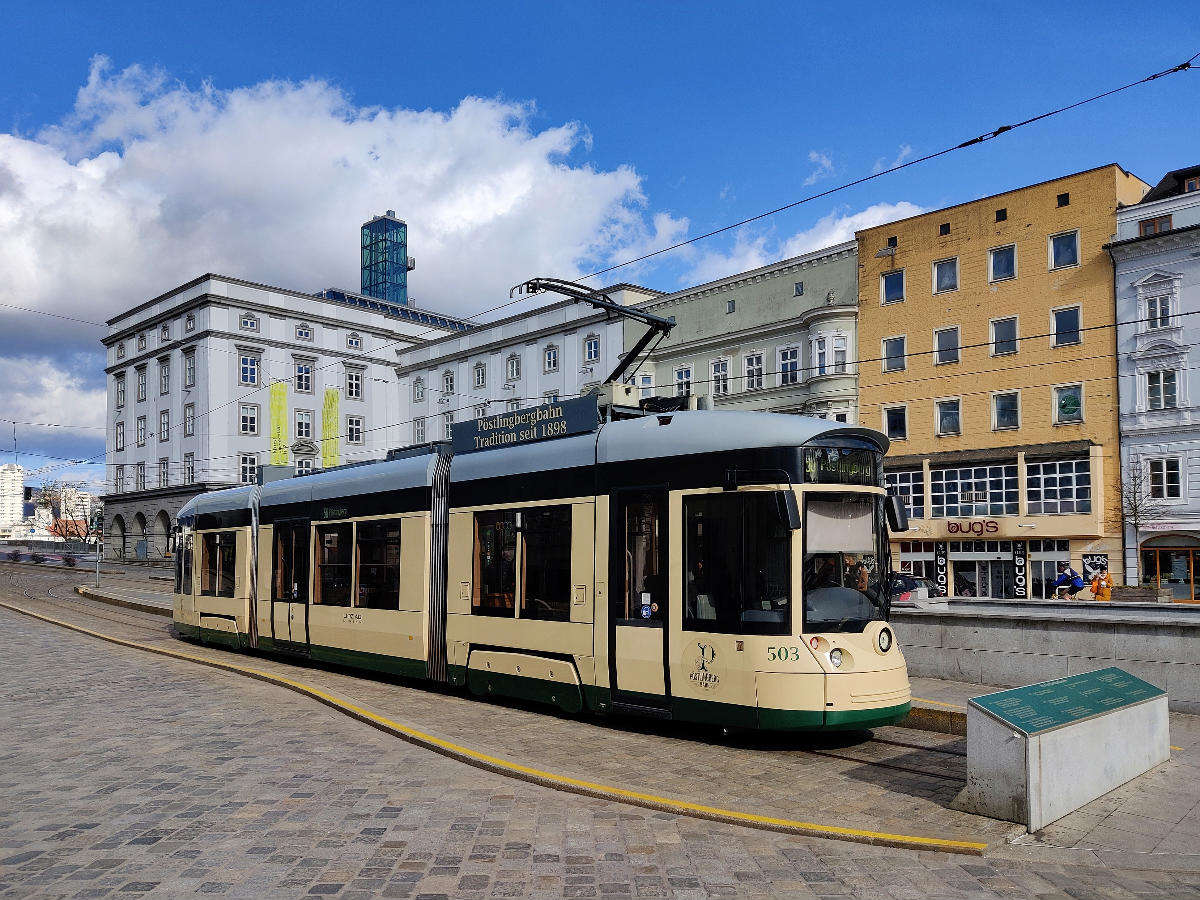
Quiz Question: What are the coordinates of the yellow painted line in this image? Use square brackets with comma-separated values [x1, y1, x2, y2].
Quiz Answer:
[0, 599, 989, 855]
[1172, 745, 1183, 751]
[912, 696, 966, 710]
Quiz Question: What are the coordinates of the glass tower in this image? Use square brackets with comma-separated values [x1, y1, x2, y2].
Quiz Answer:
[361, 211, 413, 306]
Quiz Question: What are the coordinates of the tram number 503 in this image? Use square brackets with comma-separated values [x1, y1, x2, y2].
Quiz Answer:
[767, 646, 803, 661]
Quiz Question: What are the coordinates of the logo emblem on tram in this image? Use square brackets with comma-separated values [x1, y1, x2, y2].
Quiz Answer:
[690, 643, 720, 691]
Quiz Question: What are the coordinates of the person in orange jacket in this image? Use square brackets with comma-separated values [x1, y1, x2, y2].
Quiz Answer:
[1091, 567, 1114, 602]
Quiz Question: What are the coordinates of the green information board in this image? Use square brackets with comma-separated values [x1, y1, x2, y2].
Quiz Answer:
[970, 667, 1165, 735]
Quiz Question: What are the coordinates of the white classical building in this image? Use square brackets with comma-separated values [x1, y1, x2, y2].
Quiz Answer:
[395, 284, 660, 443]
[0, 463, 25, 530]
[102, 273, 470, 561]
[1110, 164, 1200, 595]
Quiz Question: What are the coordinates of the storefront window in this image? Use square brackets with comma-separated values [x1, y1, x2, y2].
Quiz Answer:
[931, 464, 1018, 517]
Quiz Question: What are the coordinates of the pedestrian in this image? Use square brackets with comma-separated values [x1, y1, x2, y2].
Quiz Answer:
[1091, 567, 1114, 602]
[1052, 562, 1087, 599]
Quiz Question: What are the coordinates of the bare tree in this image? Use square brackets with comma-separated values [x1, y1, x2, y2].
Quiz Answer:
[36, 480, 97, 545]
[1117, 460, 1169, 537]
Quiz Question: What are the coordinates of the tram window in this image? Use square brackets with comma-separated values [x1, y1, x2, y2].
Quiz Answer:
[273, 523, 310, 603]
[181, 535, 192, 594]
[803, 496, 885, 631]
[314, 523, 353, 606]
[683, 493, 791, 635]
[200, 531, 237, 598]
[624, 498, 662, 621]
[521, 506, 572, 622]
[474, 511, 518, 615]
[356, 519, 401, 609]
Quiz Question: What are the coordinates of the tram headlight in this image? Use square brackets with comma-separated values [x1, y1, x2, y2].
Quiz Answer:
[878, 628, 893, 653]
[829, 648, 843, 668]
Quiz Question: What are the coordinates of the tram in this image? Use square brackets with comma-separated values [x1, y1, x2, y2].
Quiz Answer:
[172, 397, 912, 731]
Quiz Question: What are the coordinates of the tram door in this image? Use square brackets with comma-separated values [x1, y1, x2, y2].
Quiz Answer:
[271, 520, 310, 650]
[609, 490, 670, 708]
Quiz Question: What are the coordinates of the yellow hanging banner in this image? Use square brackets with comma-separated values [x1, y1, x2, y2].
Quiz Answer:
[269, 381, 289, 466]
[321, 388, 340, 469]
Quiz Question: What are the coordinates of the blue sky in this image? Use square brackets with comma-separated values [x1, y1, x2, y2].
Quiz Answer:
[2, 1, 1198, 490]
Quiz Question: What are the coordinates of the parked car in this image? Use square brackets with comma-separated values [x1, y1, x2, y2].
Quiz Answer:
[889, 572, 938, 605]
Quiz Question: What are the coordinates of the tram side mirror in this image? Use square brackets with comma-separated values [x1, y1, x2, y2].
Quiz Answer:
[774, 491, 801, 530]
[885, 494, 909, 533]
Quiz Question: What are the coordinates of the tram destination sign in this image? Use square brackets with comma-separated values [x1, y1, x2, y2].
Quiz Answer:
[970, 667, 1165, 735]
[802, 447, 879, 485]
[452, 395, 599, 455]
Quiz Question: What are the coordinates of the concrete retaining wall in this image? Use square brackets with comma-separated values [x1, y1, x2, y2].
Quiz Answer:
[892, 604, 1200, 714]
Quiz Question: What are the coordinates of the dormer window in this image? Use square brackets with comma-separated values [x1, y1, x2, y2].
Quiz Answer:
[240, 313, 259, 332]
[1186, 176, 1200, 193]
[347, 332, 362, 350]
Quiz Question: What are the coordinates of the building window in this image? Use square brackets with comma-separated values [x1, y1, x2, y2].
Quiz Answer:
[712, 358, 729, 396]
[413, 417, 425, 443]
[159, 361, 170, 395]
[935, 398, 961, 436]
[159, 410, 170, 441]
[506, 355, 521, 381]
[1149, 458, 1182, 500]
[727, 298, 736, 314]
[794, 281, 804, 297]
[1146, 295, 1172, 329]
[292, 361, 311, 393]
[295, 323, 312, 341]
[443, 371, 455, 395]
[992, 392, 1020, 430]
[885, 470, 924, 519]
[506, 400, 521, 412]
[1054, 384, 1084, 424]
[184, 351, 195, 388]
[931, 464, 1018, 517]
[473, 363, 487, 389]
[136, 368, 147, 402]
[1027, 459, 1091, 514]
[116, 343, 126, 360]
[442, 412, 454, 439]
[544, 346, 559, 373]
[745, 354, 763, 390]
[115, 375, 126, 408]
[346, 369, 363, 400]
[115, 465, 125, 492]
[1139, 216, 1173, 236]
[240, 404, 259, 435]
[939, 222, 950, 236]
[989, 245, 1016, 282]
[882, 336, 906, 373]
[934, 326, 960, 365]
[884, 405, 907, 440]
[887, 236, 897, 247]
[1186, 177, 1200, 193]
[1050, 230, 1079, 269]
[413, 378, 424, 402]
[833, 336, 848, 373]
[160, 324, 170, 341]
[346, 415, 363, 444]
[137, 333, 146, 351]
[1147, 370, 1178, 410]
[475, 404, 488, 419]
[185, 314, 195, 332]
[115, 422, 125, 451]
[184, 403, 195, 437]
[240, 314, 258, 332]
[813, 337, 828, 376]
[184, 453, 195, 484]
[158, 458, 169, 488]
[347, 332, 362, 350]
[295, 458, 313, 475]
[1051, 305, 1081, 347]
[933, 257, 958, 293]
[584, 335, 600, 362]
[135, 463, 146, 491]
[296, 410, 312, 439]
[1057, 192, 1070, 207]
[239, 454, 257, 484]
[638, 373, 654, 399]
[240, 354, 259, 386]
[991, 317, 1018, 356]
[674, 365, 692, 397]
[882, 270, 904, 304]
[136, 416, 146, 447]
[996, 208, 1007, 222]
[778, 347, 799, 385]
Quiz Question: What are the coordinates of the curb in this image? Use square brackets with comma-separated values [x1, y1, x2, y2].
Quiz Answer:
[74, 585, 172, 618]
[900, 704, 967, 736]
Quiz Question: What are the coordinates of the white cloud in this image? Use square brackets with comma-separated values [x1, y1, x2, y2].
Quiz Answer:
[780, 201, 926, 257]
[872, 144, 915, 175]
[803, 150, 834, 186]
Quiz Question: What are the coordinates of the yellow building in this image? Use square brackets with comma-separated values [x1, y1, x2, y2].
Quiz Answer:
[856, 165, 1148, 598]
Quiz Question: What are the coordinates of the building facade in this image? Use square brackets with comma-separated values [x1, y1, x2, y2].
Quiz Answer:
[102, 273, 468, 561]
[624, 242, 859, 421]
[0, 463, 25, 531]
[361, 210, 414, 306]
[1110, 164, 1200, 598]
[395, 285, 659, 444]
[857, 165, 1148, 597]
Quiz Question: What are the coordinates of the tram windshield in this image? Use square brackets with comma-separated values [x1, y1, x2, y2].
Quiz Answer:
[803, 494, 887, 632]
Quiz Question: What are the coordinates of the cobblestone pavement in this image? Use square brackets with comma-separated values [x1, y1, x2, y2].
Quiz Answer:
[4, 589, 1200, 897]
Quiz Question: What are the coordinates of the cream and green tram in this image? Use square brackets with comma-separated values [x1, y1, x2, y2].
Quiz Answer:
[173, 403, 911, 731]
